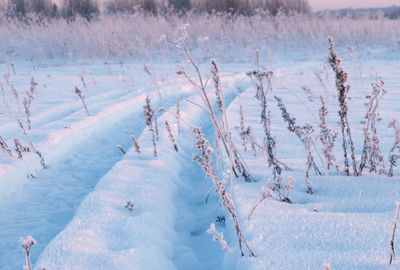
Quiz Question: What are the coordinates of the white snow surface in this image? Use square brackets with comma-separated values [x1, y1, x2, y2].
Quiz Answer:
[0, 54, 399, 270]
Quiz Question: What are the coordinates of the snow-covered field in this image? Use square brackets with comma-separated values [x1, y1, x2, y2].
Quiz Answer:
[1, 23, 400, 269]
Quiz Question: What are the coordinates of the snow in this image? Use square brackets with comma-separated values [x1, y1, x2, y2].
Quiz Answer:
[0, 45, 400, 269]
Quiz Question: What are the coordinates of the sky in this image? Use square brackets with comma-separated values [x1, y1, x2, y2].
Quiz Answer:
[309, 0, 400, 11]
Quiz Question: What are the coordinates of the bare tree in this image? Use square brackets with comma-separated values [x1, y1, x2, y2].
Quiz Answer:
[106, 0, 157, 14]
[7, 0, 26, 17]
[27, 0, 58, 17]
[169, 0, 191, 12]
[62, 0, 99, 20]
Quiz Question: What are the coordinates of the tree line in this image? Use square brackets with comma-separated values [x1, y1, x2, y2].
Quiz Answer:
[3, 0, 311, 20]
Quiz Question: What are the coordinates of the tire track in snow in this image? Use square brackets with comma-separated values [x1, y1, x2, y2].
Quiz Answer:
[171, 75, 245, 269]
[0, 85, 191, 270]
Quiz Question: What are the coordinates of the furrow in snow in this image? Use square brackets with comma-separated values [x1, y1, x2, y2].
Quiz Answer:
[0, 81, 192, 270]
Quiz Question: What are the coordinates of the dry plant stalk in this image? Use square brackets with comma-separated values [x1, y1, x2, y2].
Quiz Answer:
[30, 77, 38, 95]
[144, 64, 162, 99]
[193, 126, 255, 257]
[11, 84, 22, 114]
[1, 83, 9, 113]
[388, 119, 400, 177]
[23, 91, 34, 130]
[212, 60, 254, 182]
[117, 145, 126, 154]
[238, 105, 248, 152]
[21, 236, 36, 270]
[13, 138, 31, 159]
[154, 111, 160, 141]
[389, 202, 400, 265]
[236, 110, 257, 156]
[304, 123, 315, 193]
[328, 37, 358, 176]
[17, 119, 46, 169]
[267, 175, 294, 203]
[359, 80, 386, 175]
[75, 87, 89, 116]
[81, 73, 88, 91]
[301, 86, 314, 102]
[248, 187, 274, 220]
[0, 136, 13, 157]
[165, 121, 178, 152]
[324, 263, 331, 270]
[275, 96, 320, 194]
[319, 96, 339, 171]
[144, 95, 157, 157]
[131, 135, 141, 157]
[207, 223, 239, 259]
[247, 70, 282, 176]
[172, 28, 240, 199]
[176, 96, 181, 135]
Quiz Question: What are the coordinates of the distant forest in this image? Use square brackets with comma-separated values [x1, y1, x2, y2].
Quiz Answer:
[1, 0, 316, 20]
[2, 0, 399, 20]
[318, 5, 400, 19]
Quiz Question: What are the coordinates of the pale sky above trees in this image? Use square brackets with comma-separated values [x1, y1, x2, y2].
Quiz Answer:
[309, 0, 399, 11]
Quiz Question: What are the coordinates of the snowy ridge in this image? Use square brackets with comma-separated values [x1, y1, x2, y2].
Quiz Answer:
[222, 62, 400, 269]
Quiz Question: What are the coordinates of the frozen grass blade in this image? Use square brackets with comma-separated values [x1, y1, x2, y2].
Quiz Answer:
[75, 86, 89, 116]
[328, 37, 358, 176]
[389, 202, 400, 265]
[21, 236, 36, 270]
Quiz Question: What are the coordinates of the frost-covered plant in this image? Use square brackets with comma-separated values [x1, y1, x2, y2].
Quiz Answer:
[144, 95, 157, 157]
[193, 126, 255, 257]
[176, 96, 181, 135]
[267, 175, 294, 203]
[319, 95, 338, 171]
[237, 104, 257, 155]
[238, 105, 247, 151]
[13, 137, 31, 159]
[359, 80, 386, 175]
[0, 136, 13, 157]
[17, 119, 46, 169]
[144, 64, 162, 99]
[328, 37, 358, 176]
[165, 120, 178, 152]
[275, 95, 320, 193]
[207, 223, 238, 258]
[131, 135, 141, 157]
[389, 202, 400, 265]
[23, 90, 34, 130]
[75, 86, 89, 116]
[303, 123, 315, 194]
[154, 111, 159, 141]
[388, 119, 400, 177]
[231, 143, 255, 182]
[30, 77, 38, 95]
[246, 70, 273, 129]
[81, 72, 88, 91]
[314, 66, 331, 99]
[236, 106, 257, 156]
[247, 69, 283, 177]
[117, 145, 126, 154]
[301, 86, 314, 102]
[1, 83, 10, 114]
[211, 59, 254, 182]
[248, 186, 274, 220]
[11, 84, 22, 114]
[21, 236, 36, 270]
[172, 26, 242, 198]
